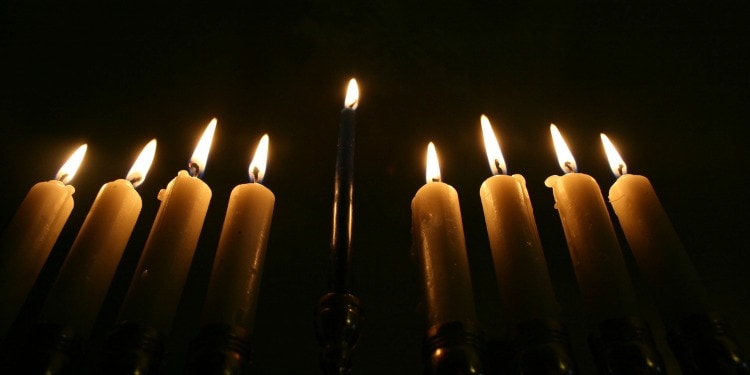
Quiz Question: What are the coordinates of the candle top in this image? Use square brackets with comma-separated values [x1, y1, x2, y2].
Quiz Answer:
[550, 124, 577, 174]
[248, 134, 269, 184]
[188, 118, 217, 178]
[344, 78, 359, 109]
[55, 144, 88, 185]
[600, 133, 628, 177]
[425, 142, 442, 183]
[126, 139, 157, 188]
[480, 115, 507, 176]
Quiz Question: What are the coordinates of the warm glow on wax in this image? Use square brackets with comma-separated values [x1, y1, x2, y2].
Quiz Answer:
[248, 134, 269, 184]
[550, 124, 577, 173]
[56, 144, 88, 184]
[344, 78, 359, 109]
[190, 118, 217, 177]
[600, 133, 627, 177]
[426, 142, 441, 183]
[480, 115, 507, 176]
[126, 139, 157, 188]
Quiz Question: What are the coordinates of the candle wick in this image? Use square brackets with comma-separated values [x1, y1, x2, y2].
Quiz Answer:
[494, 159, 504, 175]
[617, 164, 624, 177]
[251, 166, 260, 183]
[57, 173, 69, 183]
[431, 177, 441, 183]
[188, 162, 201, 178]
[128, 175, 143, 186]
[564, 161, 574, 173]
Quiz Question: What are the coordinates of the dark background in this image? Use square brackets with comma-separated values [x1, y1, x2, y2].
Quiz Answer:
[1, 2, 748, 374]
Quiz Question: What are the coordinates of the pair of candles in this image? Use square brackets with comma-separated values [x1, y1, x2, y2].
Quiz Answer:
[412, 117, 708, 330]
[411, 116, 559, 328]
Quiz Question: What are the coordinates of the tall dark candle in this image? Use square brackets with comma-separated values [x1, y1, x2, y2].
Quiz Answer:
[331, 78, 358, 292]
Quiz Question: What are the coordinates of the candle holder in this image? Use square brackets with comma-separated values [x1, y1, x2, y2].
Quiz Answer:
[97, 322, 164, 375]
[423, 320, 486, 375]
[588, 316, 666, 375]
[512, 318, 578, 375]
[314, 292, 363, 375]
[667, 312, 749, 375]
[185, 323, 252, 375]
[4, 323, 83, 375]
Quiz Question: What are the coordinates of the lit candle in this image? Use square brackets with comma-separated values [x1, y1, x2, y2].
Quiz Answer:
[117, 119, 215, 334]
[0, 144, 87, 334]
[411, 142, 476, 327]
[331, 78, 358, 292]
[602, 134, 710, 325]
[37, 139, 157, 339]
[544, 124, 638, 322]
[478, 116, 559, 324]
[202, 134, 275, 332]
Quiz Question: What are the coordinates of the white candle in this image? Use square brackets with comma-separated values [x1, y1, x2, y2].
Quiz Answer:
[38, 140, 157, 339]
[544, 125, 638, 322]
[202, 134, 275, 332]
[0, 144, 87, 334]
[602, 134, 710, 326]
[117, 119, 215, 334]
[411, 142, 476, 327]
[478, 116, 559, 324]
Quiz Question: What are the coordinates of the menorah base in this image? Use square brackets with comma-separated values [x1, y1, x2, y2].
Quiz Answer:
[315, 292, 363, 375]
[512, 318, 577, 375]
[668, 312, 750, 375]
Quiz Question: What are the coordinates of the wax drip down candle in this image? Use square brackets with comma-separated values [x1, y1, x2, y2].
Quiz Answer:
[602, 134, 749, 374]
[412, 142, 484, 374]
[0, 144, 87, 336]
[189, 134, 275, 374]
[479, 116, 576, 374]
[100, 119, 215, 374]
[38, 139, 156, 340]
[478, 115, 559, 324]
[545, 125, 665, 374]
[330, 78, 358, 292]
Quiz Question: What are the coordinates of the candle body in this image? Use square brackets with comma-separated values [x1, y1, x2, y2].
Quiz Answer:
[38, 179, 142, 338]
[0, 180, 75, 334]
[609, 174, 710, 326]
[480, 174, 559, 324]
[331, 107, 355, 291]
[202, 183, 275, 331]
[545, 173, 638, 322]
[117, 170, 211, 334]
[411, 182, 476, 327]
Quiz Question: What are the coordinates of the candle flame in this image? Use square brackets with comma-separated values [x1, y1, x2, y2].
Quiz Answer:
[126, 139, 157, 188]
[601, 133, 627, 177]
[550, 124, 577, 173]
[55, 144, 87, 185]
[344, 78, 359, 109]
[248, 134, 269, 184]
[480, 115, 507, 176]
[425, 142, 441, 183]
[189, 118, 217, 177]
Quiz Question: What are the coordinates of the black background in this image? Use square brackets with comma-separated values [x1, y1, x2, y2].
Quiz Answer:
[1, 2, 748, 374]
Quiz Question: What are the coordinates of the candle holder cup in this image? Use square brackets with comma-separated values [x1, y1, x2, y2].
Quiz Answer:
[512, 318, 577, 375]
[3, 323, 83, 375]
[315, 292, 363, 375]
[589, 316, 666, 375]
[97, 322, 165, 375]
[186, 323, 252, 375]
[667, 312, 750, 375]
[423, 320, 486, 375]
